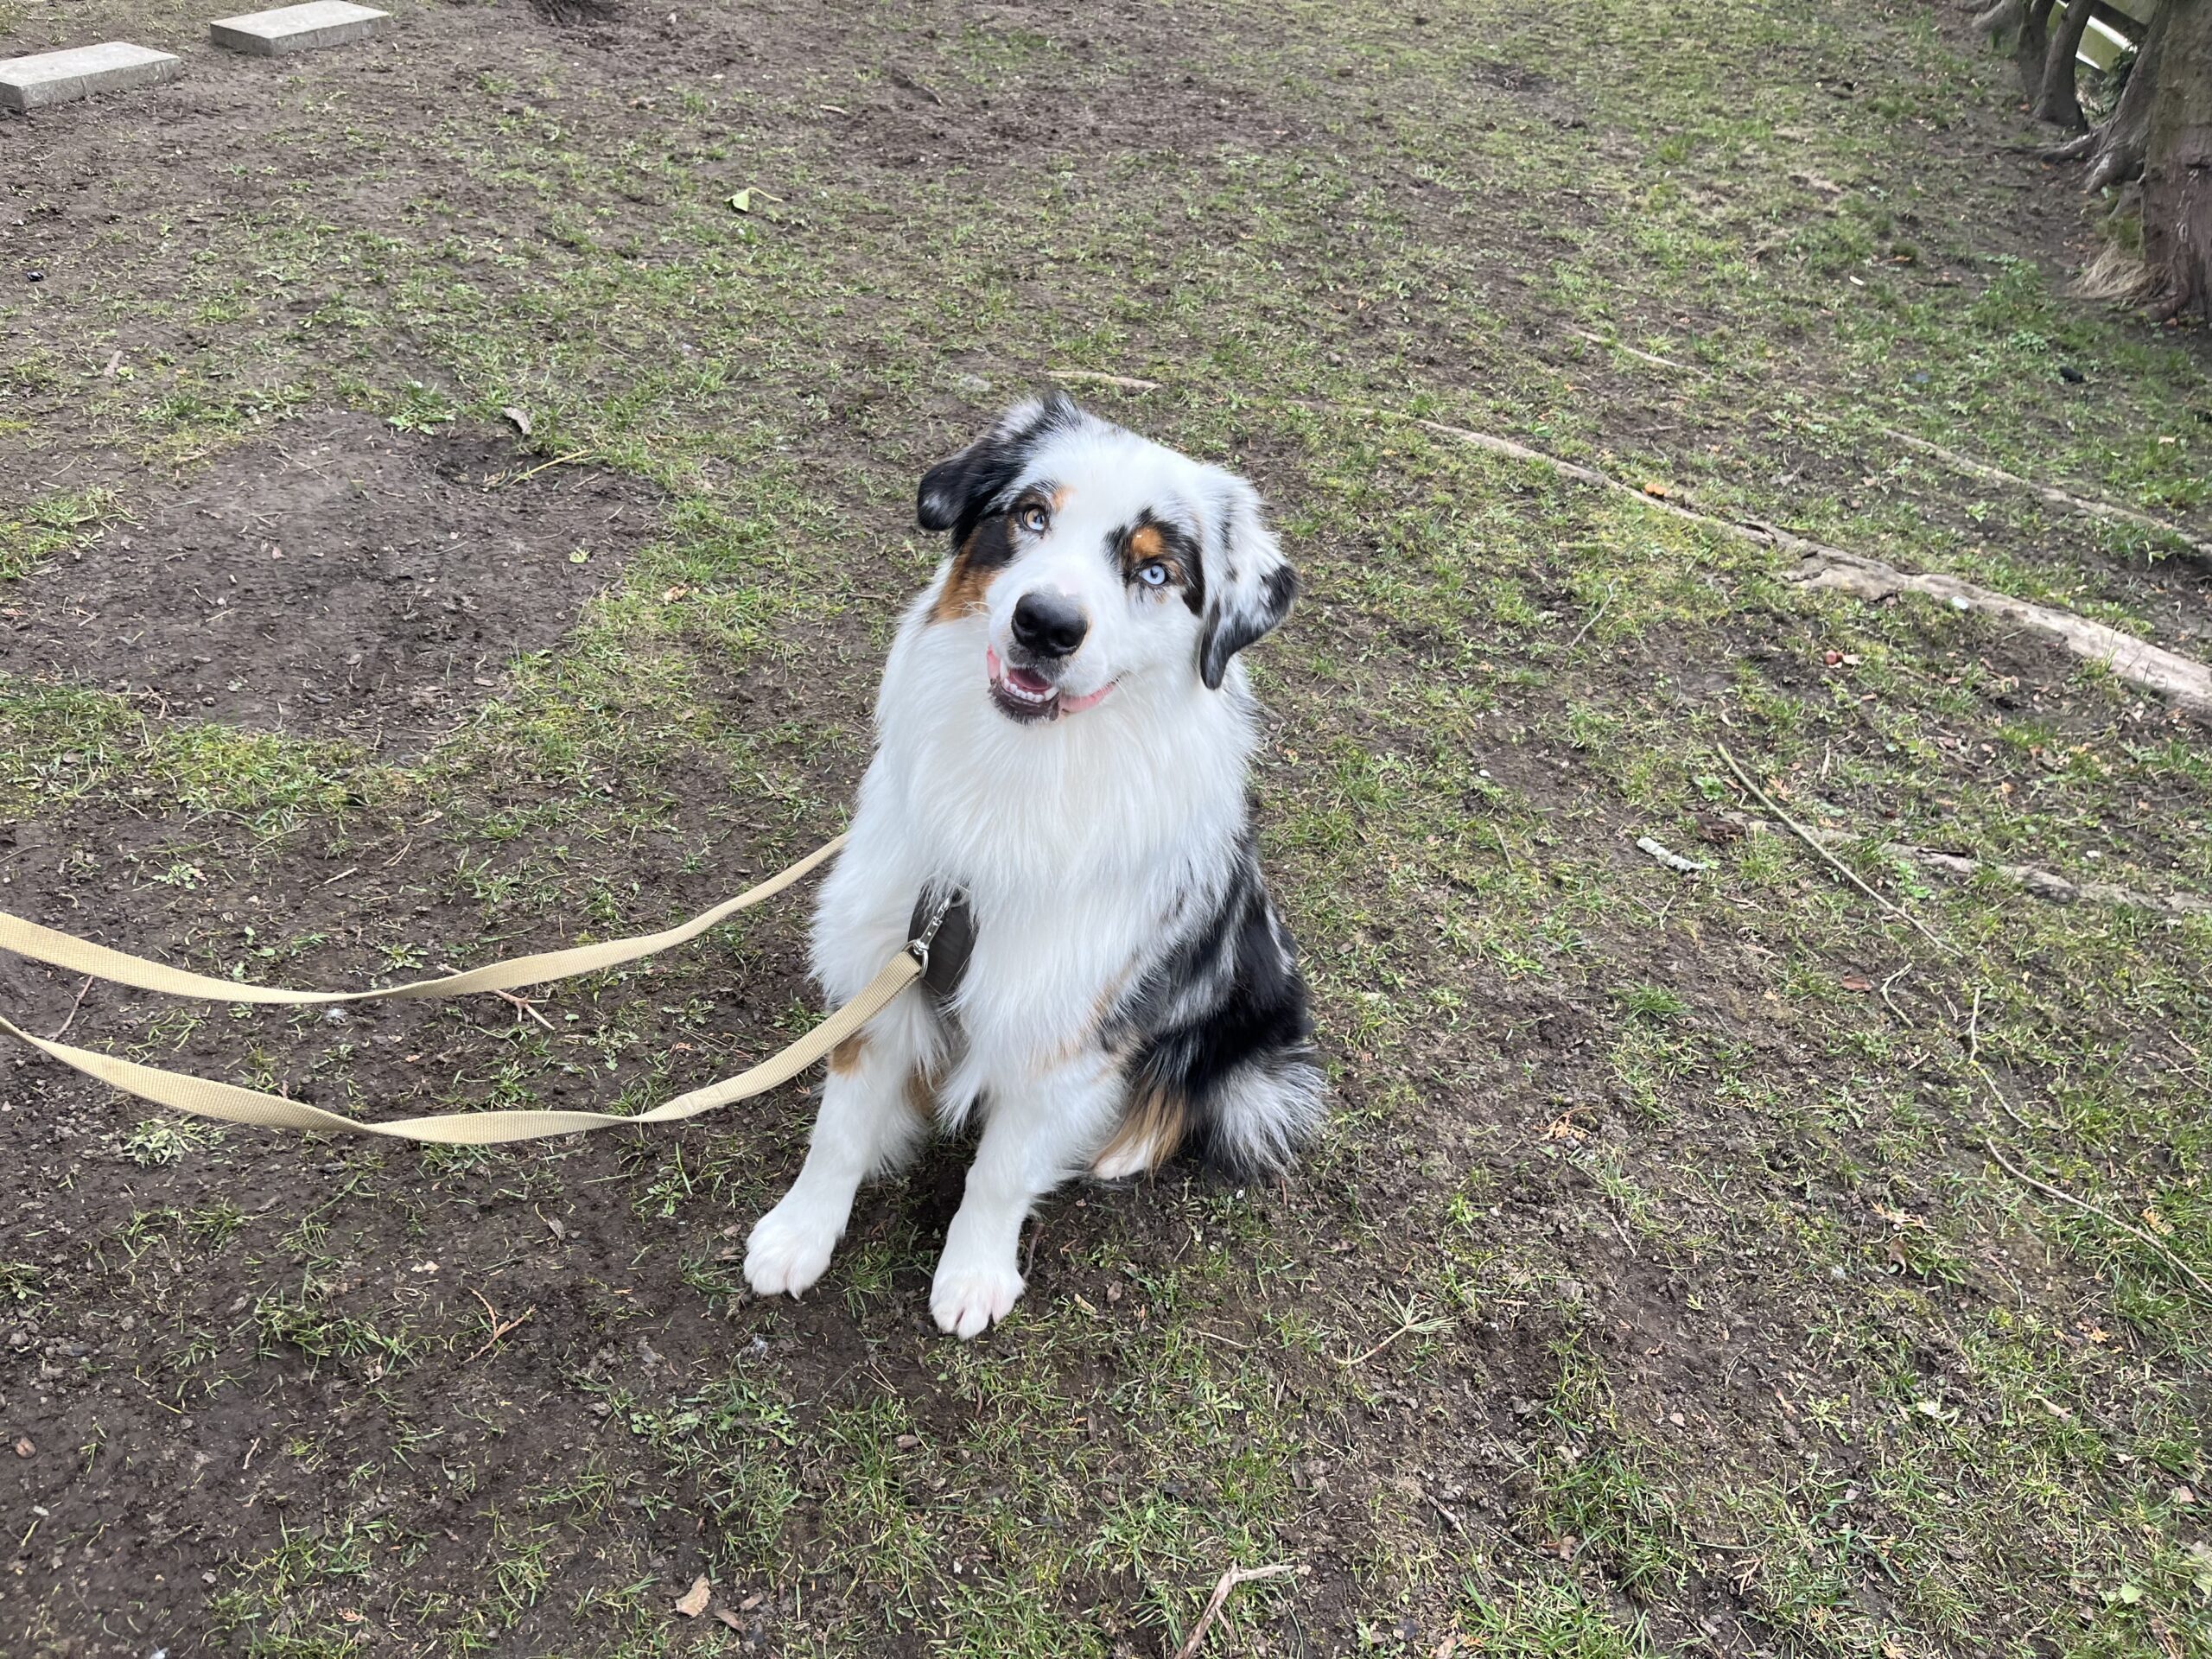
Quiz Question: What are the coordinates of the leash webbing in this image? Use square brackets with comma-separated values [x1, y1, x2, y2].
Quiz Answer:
[0, 832, 928, 1144]
[0, 833, 848, 1004]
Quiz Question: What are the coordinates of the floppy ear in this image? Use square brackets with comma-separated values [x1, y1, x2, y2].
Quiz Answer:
[917, 394, 1082, 542]
[1198, 472, 1298, 690]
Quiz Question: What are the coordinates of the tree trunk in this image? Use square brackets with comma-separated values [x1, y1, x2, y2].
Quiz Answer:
[2018, 0, 2059, 98]
[2085, 1, 2167, 192]
[2139, 0, 2212, 318]
[2034, 0, 2101, 127]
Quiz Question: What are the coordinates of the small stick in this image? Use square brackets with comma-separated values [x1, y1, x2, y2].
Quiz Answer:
[1976, 1073, 2211, 1301]
[1878, 965, 1911, 1022]
[1047, 369, 1160, 391]
[1564, 582, 1614, 652]
[500, 450, 596, 487]
[1337, 1296, 1452, 1368]
[1174, 1561, 1295, 1659]
[1568, 327, 1707, 377]
[461, 1288, 537, 1364]
[1717, 746, 1958, 957]
[48, 976, 94, 1042]
[493, 989, 556, 1033]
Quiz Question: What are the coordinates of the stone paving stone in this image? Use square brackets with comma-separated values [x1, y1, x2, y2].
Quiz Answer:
[208, 1, 388, 56]
[0, 41, 181, 112]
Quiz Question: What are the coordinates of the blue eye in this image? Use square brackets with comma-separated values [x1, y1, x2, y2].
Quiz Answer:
[1138, 563, 1170, 588]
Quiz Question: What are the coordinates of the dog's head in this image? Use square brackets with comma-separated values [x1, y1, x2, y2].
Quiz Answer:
[915, 394, 1296, 724]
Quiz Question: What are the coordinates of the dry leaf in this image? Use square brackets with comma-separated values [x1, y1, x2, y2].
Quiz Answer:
[501, 405, 532, 437]
[675, 1576, 712, 1618]
[1840, 973, 1872, 993]
[714, 1608, 743, 1630]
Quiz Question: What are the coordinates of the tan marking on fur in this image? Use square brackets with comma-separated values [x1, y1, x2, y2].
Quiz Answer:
[1093, 1086, 1188, 1177]
[1046, 968, 1135, 1072]
[829, 1033, 867, 1076]
[1121, 523, 1193, 595]
[904, 1065, 938, 1120]
[930, 531, 998, 623]
[1050, 486, 1072, 512]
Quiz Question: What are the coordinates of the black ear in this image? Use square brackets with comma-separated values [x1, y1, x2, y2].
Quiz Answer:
[916, 394, 1084, 543]
[1198, 473, 1297, 690]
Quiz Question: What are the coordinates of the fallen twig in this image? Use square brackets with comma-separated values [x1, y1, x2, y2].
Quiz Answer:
[1976, 1075, 2212, 1302]
[1048, 369, 1160, 391]
[461, 1288, 537, 1364]
[1716, 747, 1959, 957]
[1565, 581, 1615, 651]
[1175, 1562, 1295, 1659]
[1337, 1293, 1452, 1368]
[1568, 327, 1709, 377]
[499, 449, 596, 487]
[48, 976, 93, 1042]
[493, 988, 556, 1032]
[1880, 427, 2212, 556]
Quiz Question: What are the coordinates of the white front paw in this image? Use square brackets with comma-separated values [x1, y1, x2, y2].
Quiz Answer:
[929, 1252, 1026, 1339]
[743, 1193, 841, 1299]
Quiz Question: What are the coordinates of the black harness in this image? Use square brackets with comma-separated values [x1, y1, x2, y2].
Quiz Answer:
[906, 886, 974, 1002]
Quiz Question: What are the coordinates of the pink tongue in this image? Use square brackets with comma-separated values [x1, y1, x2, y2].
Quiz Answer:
[1007, 664, 1053, 695]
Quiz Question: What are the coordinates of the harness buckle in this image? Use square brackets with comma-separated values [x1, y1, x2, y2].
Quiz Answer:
[905, 886, 974, 998]
[906, 888, 957, 974]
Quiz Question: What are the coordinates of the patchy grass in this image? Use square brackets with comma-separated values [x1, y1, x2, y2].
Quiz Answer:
[0, 0, 2207, 1656]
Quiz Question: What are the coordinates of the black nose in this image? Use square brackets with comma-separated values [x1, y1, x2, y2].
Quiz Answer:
[1010, 591, 1089, 658]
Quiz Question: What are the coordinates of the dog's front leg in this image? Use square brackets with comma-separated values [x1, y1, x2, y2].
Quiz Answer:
[930, 1052, 1121, 1338]
[745, 998, 937, 1300]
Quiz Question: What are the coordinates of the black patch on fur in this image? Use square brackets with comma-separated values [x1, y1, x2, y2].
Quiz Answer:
[1200, 561, 1298, 690]
[1113, 512, 1206, 616]
[1107, 831, 1317, 1176]
[959, 513, 1018, 579]
[917, 393, 1085, 545]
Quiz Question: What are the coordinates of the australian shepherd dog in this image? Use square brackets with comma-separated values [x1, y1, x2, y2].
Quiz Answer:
[744, 394, 1325, 1337]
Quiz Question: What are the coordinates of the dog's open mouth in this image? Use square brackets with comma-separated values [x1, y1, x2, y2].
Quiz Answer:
[987, 648, 1115, 724]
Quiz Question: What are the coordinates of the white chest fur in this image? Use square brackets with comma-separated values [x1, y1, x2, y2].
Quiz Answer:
[814, 597, 1255, 1081]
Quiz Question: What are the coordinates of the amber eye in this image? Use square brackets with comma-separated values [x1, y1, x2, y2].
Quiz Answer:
[1016, 503, 1049, 534]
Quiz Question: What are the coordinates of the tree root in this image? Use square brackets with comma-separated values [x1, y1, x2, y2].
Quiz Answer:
[1724, 815, 2211, 918]
[2042, 125, 2103, 162]
[1878, 426, 2212, 556]
[1341, 404, 2212, 721]
[1567, 327, 1708, 376]
[1791, 546, 2212, 721]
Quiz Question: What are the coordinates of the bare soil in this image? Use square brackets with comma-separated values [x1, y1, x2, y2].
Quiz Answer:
[1, 414, 654, 751]
[0, 0, 2207, 1656]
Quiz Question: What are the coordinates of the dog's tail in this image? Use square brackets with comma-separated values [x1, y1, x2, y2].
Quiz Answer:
[1095, 1046, 1326, 1181]
[1186, 1050, 1329, 1179]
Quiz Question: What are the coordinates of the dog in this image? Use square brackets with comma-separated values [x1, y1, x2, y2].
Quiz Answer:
[744, 394, 1324, 1337]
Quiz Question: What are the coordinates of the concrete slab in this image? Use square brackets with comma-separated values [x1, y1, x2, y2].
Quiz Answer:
[0, 41, 181, 112]
[208, 1, 388, 56]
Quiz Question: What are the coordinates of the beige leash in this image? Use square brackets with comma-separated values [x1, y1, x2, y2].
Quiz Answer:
[0, 834, 931, 1145]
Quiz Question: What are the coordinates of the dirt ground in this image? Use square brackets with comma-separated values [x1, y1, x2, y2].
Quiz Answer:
[1, 0, 2208, 1656]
